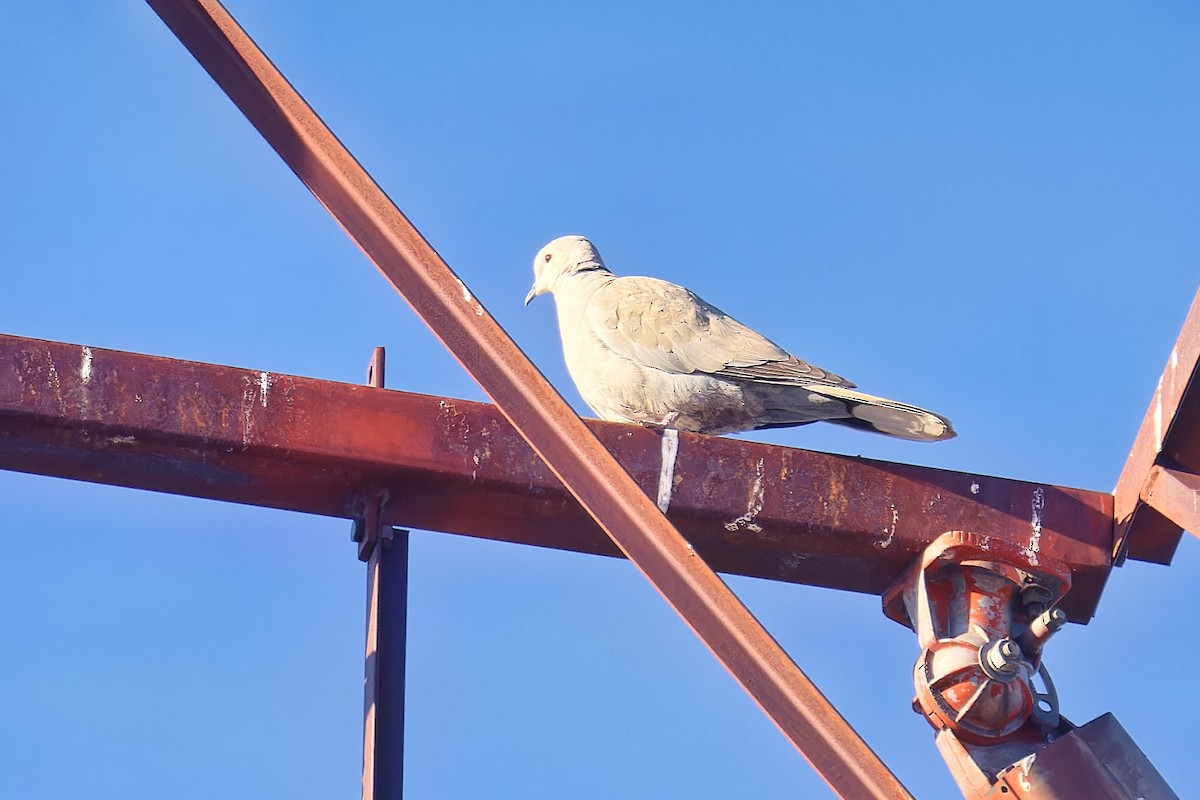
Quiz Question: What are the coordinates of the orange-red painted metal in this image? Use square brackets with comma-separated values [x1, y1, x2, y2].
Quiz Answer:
[933, 714, 1178, 799]
[0, 333, 1114, 621]
[988, 713, 1178, 799]
[880, 533, 1180, 797]
[885, 532, 1071, 747]
[144, 2, 912, 795]
[1113, 288, 1200, 564]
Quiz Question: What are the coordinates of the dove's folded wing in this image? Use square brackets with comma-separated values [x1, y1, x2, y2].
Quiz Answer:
[587, 276, 853, 387]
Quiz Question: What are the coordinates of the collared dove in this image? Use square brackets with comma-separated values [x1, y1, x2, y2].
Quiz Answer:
[525, 235, 955, 442]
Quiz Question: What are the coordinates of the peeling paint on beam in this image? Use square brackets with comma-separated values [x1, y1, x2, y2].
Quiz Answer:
[0, 334, 1113, 621]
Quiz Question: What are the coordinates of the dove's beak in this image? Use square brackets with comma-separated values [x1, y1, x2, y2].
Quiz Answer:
[524, 285, 539, 305]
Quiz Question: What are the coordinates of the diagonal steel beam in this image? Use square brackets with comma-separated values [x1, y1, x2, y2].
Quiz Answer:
[145, 1, 912, 795]
[1113, 288, 1200, 564]
[0, 333, 1115, 621]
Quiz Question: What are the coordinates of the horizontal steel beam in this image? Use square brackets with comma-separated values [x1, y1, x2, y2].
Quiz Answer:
[0, 333, 1113, 621]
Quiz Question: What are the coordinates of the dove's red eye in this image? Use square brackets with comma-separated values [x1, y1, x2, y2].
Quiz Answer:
[543, 253, 552, 263]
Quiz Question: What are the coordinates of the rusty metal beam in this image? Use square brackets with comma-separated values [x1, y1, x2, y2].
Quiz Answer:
[0, 334, 1113, 622]
[1141, 464, 1200, 540]
[143, 2, 915, 796]
[1113, 288, 1200, 564]
[991, 714, 1178, 799]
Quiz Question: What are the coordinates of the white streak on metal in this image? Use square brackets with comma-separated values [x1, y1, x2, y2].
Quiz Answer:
[724, 458, 765, 533]
[240, 376, 257, 448]
[1153, 375, 1164, 450]
[80, 347, 94, 385]
[1025, 487, 1045, 566]
[656, 428, 680, 513]
[1016, 755, 1034, 792]
[454, 277, 485, 316]
[470, 430, 493, 482]
[257, 371, 272, 407]
[238, 372, 272, 449]
[878, 504, 898, 548]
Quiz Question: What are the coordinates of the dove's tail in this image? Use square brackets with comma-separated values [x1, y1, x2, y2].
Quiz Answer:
[807, 385, 956, 442]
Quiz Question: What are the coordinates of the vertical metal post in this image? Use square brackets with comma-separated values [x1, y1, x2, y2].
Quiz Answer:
[361, 347, 409, 800]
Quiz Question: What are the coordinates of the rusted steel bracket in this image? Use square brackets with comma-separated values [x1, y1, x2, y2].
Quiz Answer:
[352, 490, 394, 563]
[929, 714, 1178, 799]
[351, 349, 394, 563]
[1141, 463, 1200, 537]
[975, 714, 1178, 799]
[1113, 288, 1200, 564]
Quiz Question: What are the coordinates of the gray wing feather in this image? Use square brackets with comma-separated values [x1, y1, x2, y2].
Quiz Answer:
[588, 276, 854, 387]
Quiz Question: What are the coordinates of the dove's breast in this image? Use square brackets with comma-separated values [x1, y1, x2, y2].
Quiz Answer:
[552, 277, 648, 420]
[550, 275, 754, 432]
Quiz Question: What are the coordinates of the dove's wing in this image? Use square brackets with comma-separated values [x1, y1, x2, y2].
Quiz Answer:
[587, 276, 854, 388]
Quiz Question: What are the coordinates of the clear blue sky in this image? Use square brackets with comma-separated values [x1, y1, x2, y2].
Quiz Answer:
[2, 2, 1198, 797]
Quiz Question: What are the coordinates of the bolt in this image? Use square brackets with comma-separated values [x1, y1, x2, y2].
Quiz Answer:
[1026, 606, 1068, 646]
[1039, 607, 1067, 633]
[981, 637, 1024, 681]
[995, 638, 1022, 662]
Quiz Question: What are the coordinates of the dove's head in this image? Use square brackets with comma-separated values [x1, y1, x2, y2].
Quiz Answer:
[525, 235, 608, 305]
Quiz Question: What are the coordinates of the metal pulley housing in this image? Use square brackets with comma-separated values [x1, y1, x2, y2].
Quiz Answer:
[885, 531, 1071, 744]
